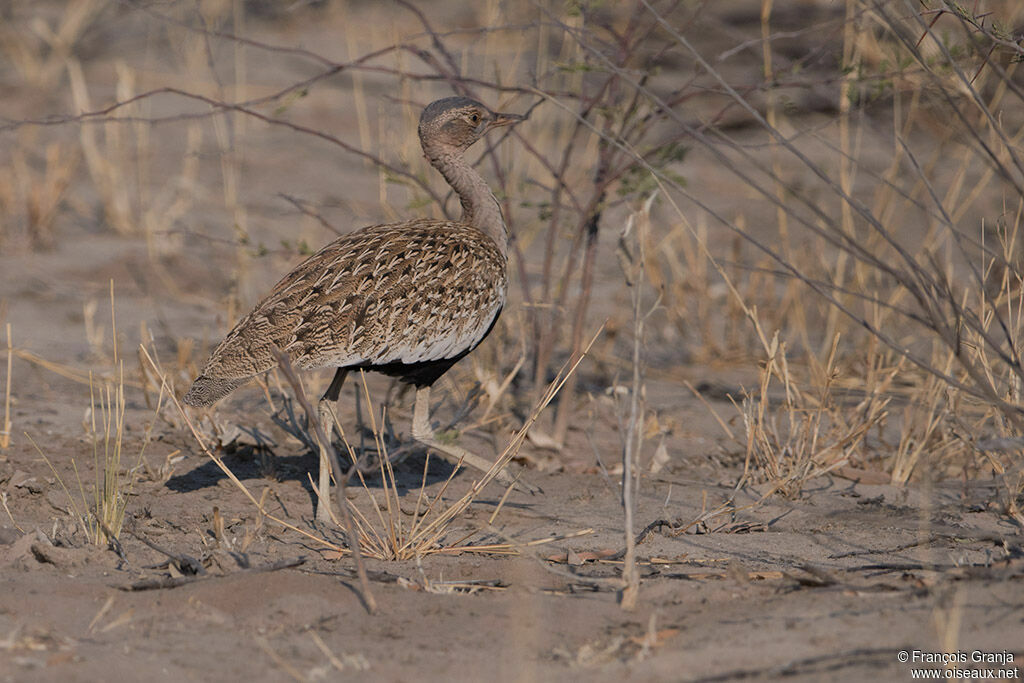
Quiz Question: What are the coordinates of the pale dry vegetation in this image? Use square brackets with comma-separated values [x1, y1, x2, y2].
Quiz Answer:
[2, 4, 1024, 680]
[0, 0, 1023, 611]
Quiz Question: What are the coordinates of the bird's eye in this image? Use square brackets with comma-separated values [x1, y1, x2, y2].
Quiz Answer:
[470, 113, 480, 123]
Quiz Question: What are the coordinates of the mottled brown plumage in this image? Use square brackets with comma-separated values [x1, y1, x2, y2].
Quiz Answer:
[184, 219, 506, 403]
[183, 96, 529, 521]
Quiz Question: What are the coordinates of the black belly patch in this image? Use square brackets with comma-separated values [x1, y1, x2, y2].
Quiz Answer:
[350, 306, 502, 387]
[359, 355, 464, 387]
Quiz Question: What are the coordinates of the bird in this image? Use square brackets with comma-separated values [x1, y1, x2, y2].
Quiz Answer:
[183, 96, 528, 522]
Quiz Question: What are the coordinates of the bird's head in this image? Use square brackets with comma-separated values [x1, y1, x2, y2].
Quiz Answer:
[418, 96, 523, 154]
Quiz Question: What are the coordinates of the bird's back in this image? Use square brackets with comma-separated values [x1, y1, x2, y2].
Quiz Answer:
[183, 218, 506, 406]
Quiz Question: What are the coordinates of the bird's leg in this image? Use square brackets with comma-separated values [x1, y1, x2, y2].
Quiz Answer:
[411, 384, 537, 494]
[315, 368, 348, 524]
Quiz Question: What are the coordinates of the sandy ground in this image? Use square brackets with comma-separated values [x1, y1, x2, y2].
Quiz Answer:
[1, 1, 1023, 681]
[2, 413, 1022, 682]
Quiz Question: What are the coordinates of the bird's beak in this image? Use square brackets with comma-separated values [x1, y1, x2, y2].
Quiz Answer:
[488, 111, 525, 130]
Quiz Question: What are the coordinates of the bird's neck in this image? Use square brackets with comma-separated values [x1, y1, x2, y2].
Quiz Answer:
[426, 146, 508, 255]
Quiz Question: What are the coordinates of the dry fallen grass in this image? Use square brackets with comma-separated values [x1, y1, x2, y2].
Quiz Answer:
[140, 325, 599, 565]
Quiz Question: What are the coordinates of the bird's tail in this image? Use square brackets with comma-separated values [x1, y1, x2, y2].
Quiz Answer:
[182, 375, 250, 407]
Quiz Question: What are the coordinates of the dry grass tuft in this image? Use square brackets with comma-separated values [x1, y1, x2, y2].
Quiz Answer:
[326, 329, 599, 561]
[738, 333, 887, 497]
[143, 324, 599, 563]
[76, 367, 131, 544]
[604, 0, 1024, 519]
[27, 285, 158, 545]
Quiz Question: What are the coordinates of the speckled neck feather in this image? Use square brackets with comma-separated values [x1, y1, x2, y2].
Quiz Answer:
[422, 143, 507, 256]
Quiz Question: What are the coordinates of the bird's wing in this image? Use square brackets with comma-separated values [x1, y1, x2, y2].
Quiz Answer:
[196, 220, 506, 381]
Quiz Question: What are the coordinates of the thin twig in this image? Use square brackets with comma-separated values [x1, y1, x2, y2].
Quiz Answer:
[123, 557, 307, 592]
[269, 347, 378, 614]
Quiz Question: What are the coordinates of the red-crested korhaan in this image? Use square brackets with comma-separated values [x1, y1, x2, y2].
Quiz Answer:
[184, 96, 529, 521]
